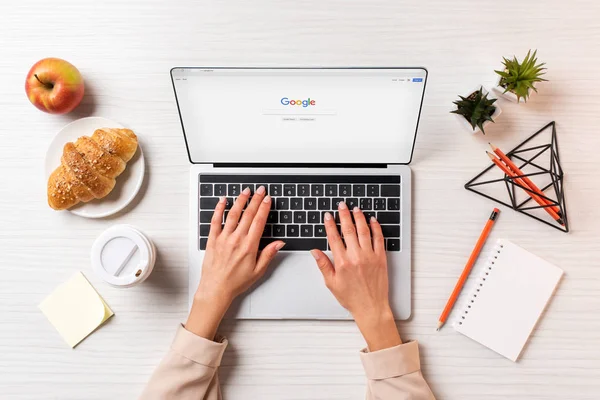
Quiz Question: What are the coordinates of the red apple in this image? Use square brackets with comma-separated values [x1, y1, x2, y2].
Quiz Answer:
[25, 58, 85, 114]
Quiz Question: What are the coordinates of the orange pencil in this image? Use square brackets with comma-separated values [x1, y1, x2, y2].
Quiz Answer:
[437, 208, 500, 331]
[487, 152, 564, 225]
[489, 143, 561, 216]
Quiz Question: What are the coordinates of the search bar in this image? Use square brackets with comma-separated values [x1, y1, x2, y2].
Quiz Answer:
[262, 109, 337, 116]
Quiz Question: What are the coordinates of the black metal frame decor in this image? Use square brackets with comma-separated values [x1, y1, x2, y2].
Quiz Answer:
[465, 121, 568, 232]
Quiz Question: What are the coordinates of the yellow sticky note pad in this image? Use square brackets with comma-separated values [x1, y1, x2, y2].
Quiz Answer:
[39, 272, 114, 348]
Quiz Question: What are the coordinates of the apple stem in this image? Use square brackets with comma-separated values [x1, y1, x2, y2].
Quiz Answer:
[34, 74, 54, 89]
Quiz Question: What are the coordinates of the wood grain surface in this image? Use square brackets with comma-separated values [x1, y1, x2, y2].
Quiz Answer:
[1, 0, 599, 398]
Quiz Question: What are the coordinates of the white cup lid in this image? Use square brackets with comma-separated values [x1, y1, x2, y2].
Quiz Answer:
[91, 225, 152, 287]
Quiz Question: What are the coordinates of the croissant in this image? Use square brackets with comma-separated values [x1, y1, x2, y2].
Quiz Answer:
[48, 128, 138, 210]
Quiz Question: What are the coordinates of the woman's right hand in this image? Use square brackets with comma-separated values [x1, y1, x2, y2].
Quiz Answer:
[310, 201, 402, 351]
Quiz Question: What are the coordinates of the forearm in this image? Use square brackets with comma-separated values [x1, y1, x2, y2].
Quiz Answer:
[141, 294, 233, 399]
[354, 308, 435, 398]
[185, 292, 232, 340]
[361, 340, 436, 400]
[354, 307, 402, 351]
[139, 325, 227, 400]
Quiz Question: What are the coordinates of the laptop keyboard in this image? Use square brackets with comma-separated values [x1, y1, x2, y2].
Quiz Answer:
[198, 175, 401, 252]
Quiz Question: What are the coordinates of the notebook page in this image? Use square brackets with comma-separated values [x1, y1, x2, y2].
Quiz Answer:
[454, 239, 563, 361]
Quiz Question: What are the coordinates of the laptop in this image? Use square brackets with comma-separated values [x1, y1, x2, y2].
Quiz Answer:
[171, 67, 427, 320]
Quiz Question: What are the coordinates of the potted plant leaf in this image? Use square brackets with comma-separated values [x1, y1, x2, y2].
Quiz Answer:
[493, 49, 547, 103]
[451, 87, 501, 135]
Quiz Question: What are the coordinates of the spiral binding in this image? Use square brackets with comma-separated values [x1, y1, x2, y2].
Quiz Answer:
[453, 241, 504, 328]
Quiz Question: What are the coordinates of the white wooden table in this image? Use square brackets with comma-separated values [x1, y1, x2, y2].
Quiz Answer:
[2, 1, 600, 398]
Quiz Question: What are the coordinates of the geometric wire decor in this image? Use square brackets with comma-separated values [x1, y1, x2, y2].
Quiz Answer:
[465, 121, 568, 232]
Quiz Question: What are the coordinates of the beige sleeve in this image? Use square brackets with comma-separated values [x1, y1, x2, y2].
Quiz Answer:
[360, 341, 436, 400]
[139, 325, 227, 400]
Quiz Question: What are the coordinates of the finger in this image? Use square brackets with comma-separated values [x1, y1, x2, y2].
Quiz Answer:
[310, 249, 335, 283]
[255, 240, 285, 274]
[370, 216, 386, 255]
[324, 212, 345, 254]
[237, 185, 267, 233]
[207, 196, 227, 244]
[352, 207, 372, 249]
[248, 194, 272, 245]
[223, 187, 251, 233]
[338, 201, 359, 249]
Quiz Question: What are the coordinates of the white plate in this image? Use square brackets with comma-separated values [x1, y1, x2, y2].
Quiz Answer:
[45, 117, 145, 218]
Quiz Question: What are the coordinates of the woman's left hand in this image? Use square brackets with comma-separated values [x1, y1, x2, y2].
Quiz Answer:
[186, 186, 285, 339]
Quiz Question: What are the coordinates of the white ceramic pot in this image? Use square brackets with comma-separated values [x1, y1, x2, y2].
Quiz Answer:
[453, 86, 502, 135]
[491, 76, 536, 103]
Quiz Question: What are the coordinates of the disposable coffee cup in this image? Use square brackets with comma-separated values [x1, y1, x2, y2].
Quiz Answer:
[91, 224, 156, 287]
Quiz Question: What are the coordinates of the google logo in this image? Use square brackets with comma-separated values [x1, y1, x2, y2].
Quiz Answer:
[281, 97, 315, 107]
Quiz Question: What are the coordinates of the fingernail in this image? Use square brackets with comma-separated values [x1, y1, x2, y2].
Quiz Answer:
[353, 206, 360, 213]
[242, 187, 251, 195]
[263, 195, 271, 203]
[338, 201, 347, 210]
[276, 241, 286, 250]
[370, 216, 377, 222]
[256, 185, 266, 195]
[310, 249, 320, 260]
[219, 196, 226, 204]
[324, 212, 332, 221]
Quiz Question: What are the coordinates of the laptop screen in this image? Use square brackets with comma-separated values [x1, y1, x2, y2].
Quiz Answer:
[171, 68, 427, 164]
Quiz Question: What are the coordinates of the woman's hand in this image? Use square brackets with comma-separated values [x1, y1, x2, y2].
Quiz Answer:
[310, 202, 402, 351]
[186, 186, 285, 340]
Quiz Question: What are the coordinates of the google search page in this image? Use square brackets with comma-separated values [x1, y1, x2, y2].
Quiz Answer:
[172, 68, 426, 164]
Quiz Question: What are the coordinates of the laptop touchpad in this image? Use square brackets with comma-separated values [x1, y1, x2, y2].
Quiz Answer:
[249, 252, 348, 319]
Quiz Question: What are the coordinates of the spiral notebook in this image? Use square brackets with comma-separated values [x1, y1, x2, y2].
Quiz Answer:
[453, 239, 563, 361]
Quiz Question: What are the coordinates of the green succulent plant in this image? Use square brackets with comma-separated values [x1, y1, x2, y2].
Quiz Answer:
[495, 49, 547, 103]
[451, 87, 497, 134]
